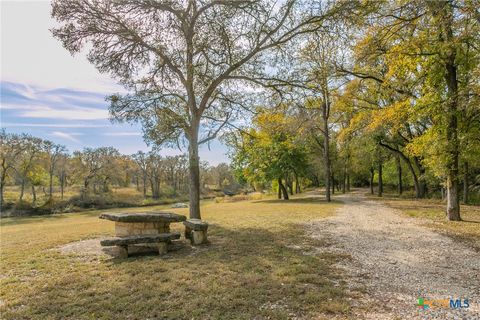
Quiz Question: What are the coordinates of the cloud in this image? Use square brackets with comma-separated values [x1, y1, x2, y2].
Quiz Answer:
[21, 105, 109, 120]
[1, 81, 110, 120]
[1, 122, 105, 128]
[104, 132, 142, 136]
[50, 131, 82, 143]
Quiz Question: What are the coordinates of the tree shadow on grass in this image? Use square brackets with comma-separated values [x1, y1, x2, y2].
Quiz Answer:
[7, 223, 350, 320]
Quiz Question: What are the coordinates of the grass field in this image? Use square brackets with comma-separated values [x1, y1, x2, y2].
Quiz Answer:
[0, 194, 348, 319]
[1, 186, 192, 216]
[374, 195, 480, 251]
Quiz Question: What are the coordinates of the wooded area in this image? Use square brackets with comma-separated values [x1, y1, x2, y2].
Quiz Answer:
[45, 0, 480, 221]
[0, 130, 237, 214]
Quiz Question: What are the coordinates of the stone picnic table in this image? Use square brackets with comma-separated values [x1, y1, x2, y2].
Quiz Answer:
[99, 212, 186, 237]
[99, 212, 187, 257]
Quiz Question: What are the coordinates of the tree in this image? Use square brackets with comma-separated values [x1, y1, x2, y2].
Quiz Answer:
[228, 110, 309, 200]
[17, 136, 43, 202]
[147, 152, 163, 200]
[73, 147, 120, 198]
[0, 131, 26, 206]
[27, 164, 49, 205]
[351, 0, 480, 220]
[301, 31, 343, 201]
[42, 140, 67, 201]
[52, 0, 358, 219]
[132, 151, 149, 198]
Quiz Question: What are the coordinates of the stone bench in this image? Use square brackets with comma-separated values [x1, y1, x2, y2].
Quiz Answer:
[100, 232, 180, 258]
[183, 219, 208, 245]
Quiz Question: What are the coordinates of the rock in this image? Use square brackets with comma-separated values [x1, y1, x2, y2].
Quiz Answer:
[100, 232, 180, 246]
[183, 219, 209, 231]
[171, 202, 188, 208]
[183, 219, 209, 245]
[99, 212, 186, 223]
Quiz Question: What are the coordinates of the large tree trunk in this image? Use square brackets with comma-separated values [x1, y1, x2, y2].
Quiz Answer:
[31, 185, 37, 205]
[286, 175, 294, 196]
[323, 112, 331, 202]
[331, 166, 335, 195]
[0, 162, 5, 206]
[49, 171, 54, 200]
[295, 173, 300, 193]
[463, 162, 468, 204]
[142, 174, 147, 198]
[0, 176, 4, 206]
[19, 180, 25, 201]
[313, 174, 319, 187]
[188, 136, 201, 219]
[0, 184, 3, 206]
[369, 167, 374, 194]
[444, 21, 460, 220]
[60, 173, 65, 200]
[278, 178, 289, 200]
[378, 160, 383, 197]
[396, 155, 403, 195]
[277, 181, 282, 199]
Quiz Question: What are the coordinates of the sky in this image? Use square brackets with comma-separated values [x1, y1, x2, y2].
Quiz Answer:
[0, 0, 229, 165]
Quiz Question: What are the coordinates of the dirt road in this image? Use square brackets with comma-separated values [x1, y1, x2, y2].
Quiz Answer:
[310, 191, 480, 319]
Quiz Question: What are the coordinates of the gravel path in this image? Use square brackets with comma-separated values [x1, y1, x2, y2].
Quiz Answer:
[309, 191, 480, 319]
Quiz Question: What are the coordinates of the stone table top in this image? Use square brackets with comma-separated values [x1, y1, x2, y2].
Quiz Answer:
[183, 219, 209, 230]
[99, 212, 186, 223]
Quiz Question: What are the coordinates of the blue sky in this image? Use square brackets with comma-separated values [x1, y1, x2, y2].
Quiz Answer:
[0, 0, 229, 165]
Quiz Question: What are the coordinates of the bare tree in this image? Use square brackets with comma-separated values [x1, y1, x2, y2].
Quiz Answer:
[51, 0, 355, 219]
[132, 151, 149, 198]
[73, 147, 120, 198]
[300, 30, 348, 202]
[43, 140, 67, 201]
[0, 131, 27, 206]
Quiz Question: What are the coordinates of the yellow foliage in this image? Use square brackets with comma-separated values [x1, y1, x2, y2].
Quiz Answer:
[367, 99, 410, 132]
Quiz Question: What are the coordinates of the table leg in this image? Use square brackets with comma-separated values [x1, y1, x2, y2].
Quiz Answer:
[117, 245, 128, 258]
[158, 242, 168, 255]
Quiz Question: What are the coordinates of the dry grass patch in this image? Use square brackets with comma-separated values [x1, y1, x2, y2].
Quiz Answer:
[374, 194, 480, 251]
[0, 195, 348, 319]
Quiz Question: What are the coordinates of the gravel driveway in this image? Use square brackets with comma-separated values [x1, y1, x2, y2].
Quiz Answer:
[309, 191, 480, 319]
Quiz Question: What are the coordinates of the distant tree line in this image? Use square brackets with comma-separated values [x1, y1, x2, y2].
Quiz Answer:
[0, 130, 237, 210]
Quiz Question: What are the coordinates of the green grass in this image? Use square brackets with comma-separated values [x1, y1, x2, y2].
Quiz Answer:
[372, 194, 480, 251]
[0, 194, 348, 319]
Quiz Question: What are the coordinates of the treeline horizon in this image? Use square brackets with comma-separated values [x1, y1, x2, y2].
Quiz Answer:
[0, 129, 238, 213]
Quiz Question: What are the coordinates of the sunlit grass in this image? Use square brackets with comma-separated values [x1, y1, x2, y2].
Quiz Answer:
[0, 194, 348, 319]
[373, 194, 480, 251]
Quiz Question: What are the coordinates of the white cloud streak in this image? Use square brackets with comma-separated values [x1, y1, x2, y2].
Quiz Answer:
[1, 122, 105, 128]
[104, 132, 142, 136]
[51, 131, 82, 143]
[20, 105, 109, 120]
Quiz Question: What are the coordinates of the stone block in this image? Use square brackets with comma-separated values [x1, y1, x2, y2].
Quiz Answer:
[183, 219, 208, 245]
[114, 221, 169, 236]
[158, 242, 168, 255]
[192, 230, 207, 245]
[117, 245, 128, 258]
